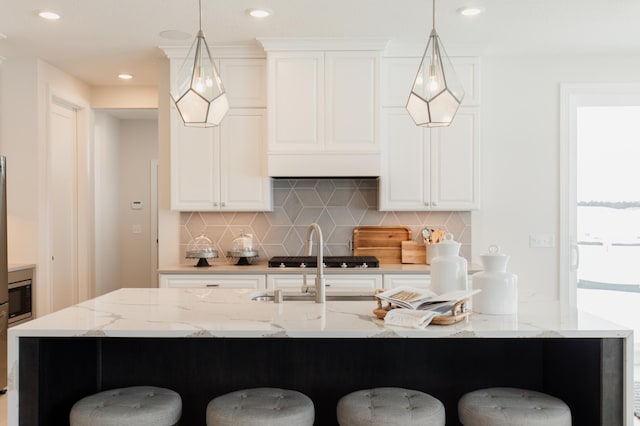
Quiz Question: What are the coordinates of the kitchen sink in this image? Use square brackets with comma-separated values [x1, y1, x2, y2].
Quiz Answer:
[251, 292, 376, 302]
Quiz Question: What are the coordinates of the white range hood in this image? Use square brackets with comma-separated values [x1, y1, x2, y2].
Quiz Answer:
[268, 152, 381, 177]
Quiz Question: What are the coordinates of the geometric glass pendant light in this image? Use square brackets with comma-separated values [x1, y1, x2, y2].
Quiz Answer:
[171, 0, 229, 127]
[406, 0, 464, 127]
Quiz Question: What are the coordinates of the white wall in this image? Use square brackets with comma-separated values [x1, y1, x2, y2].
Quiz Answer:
[157, 57, 181, 268]
[0, 58, 92, 316]
[94, 112, 121, 295]
[0, 59, 39, 264]
[472, 54, 640, 303]
[91, 86, 158, 109]
[118, 119, 158, 288]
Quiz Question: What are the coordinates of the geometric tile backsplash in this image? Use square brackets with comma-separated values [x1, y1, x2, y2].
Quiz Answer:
[180, 178, 471, 264]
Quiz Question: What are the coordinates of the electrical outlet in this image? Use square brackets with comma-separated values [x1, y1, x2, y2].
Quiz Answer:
[132, 224, 142, 234]
[529, 233, 555, 248]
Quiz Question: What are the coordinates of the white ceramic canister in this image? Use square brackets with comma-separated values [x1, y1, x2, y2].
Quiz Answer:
[471, 245, 518, 315]
[429, 233, 468, 294]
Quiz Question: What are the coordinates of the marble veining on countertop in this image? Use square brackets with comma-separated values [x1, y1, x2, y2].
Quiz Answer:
[9, 288, 631, 340]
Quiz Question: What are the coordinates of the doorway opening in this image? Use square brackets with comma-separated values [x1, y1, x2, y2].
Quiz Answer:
[574, 105, 640, 364]
[561, 84, 640, 420]
[93, 109, 158, 295]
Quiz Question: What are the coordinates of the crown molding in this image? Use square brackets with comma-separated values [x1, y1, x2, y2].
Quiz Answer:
[160, 43, 266, 60]
[257, 37, 389, 52]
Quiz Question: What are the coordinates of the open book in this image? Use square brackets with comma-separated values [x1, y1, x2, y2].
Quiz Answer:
[376, 286, 480, 311]
[376, 286, 480, 329]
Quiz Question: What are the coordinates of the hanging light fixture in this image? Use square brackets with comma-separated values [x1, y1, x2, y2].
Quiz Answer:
[407, 0, 464, 127]
[171, 0, 229, 127]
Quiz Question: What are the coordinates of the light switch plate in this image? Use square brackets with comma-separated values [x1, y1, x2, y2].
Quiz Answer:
[529, 233, 555, 248]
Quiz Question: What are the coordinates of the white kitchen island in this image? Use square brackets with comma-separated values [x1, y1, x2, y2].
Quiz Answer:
[7, 288, 634, 425]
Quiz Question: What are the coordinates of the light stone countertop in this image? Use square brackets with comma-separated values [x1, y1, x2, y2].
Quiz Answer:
[8, 263, 36, 273]
[8, 287, 631, 339]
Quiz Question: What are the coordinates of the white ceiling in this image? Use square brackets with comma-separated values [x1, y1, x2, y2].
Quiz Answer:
[1, 0, 639, 87]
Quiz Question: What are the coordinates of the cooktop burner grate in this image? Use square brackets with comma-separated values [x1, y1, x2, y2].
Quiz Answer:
[268, 256, 379, 268]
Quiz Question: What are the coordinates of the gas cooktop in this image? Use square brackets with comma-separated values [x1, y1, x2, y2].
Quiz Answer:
[268, 256, 379, 268]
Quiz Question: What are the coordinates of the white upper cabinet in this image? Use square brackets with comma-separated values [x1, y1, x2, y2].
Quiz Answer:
[167, 50, 272, 211]
[259, 39, 388, 177]
[267, 51, 379, 152]
[267, 52, 324, 152]
[219, 109, 271, 211]
[171, 108, 272, 211]
[379, 106, 480, 211]
[170, 113, 218, 209]
[430, 107, 480, 210]
[379, 54, 480, 211]
[379, 108, 431, 210]
[324, 52, 378, 152]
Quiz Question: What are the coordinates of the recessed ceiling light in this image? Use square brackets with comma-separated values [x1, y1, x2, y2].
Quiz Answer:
[246, 8, 273, 18]
[159, 30, 192, 41]
[37, 10, 61, 20]
[457, 6, 484, 16]
[118, 74, 133, 80]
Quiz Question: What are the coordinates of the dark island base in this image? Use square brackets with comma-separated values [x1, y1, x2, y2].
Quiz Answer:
[19, 337, 623, 425]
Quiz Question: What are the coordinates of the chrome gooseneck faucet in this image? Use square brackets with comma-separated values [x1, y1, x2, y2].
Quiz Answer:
[302, 223, 326, 303]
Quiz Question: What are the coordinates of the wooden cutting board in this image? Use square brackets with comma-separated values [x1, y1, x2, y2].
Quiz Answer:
[401, 241, 427, 264]
[353, 226, 412, 264]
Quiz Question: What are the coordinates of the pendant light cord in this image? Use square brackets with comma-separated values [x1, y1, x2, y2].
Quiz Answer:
[432, 0, 436, 30]
[198, 0, 203, 32]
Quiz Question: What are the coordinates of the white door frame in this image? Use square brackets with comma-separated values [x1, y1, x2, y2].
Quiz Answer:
[559, 83, 640, 308]
[45, 89, 93, 314]
[150, 160, 159, 287]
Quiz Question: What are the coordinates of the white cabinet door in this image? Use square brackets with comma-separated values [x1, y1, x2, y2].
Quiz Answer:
[267, 274, 382, 290]
[267, 52, 324, 152]
[381, 57, 421, 107]
[325, 52, 379, 152]
[383, 274, 431, 289]
[219, 58, 266, 108]
[170, 109, 219, 210]
[267, 51, 379, 153]
[379, 107, 479, 211]
[430, 107, 480, 210]
[220, 109, 272, 211]
[379, 108, 430, 210]
[159, 274, 266, 289]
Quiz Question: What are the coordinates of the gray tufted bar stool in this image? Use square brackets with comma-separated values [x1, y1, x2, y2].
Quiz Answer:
[69, 386, 182, 426]
[337, 387, 446, 426]
[206, 387, 315, 426]
[458, 387, 572, 426]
